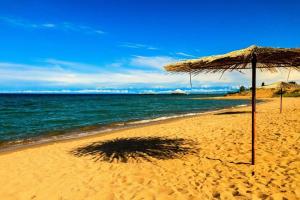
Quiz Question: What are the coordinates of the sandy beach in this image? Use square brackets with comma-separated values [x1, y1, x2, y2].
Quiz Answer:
[0, 98, 299, 200]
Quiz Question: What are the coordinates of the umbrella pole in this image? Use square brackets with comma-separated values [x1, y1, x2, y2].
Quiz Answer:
[280, 88, 283, 113]
[251, 53, 257, 166]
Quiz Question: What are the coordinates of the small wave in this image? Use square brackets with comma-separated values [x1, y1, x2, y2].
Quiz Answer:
[236, 104, 247, 107]
[124, 106, 239, 125]
[128, 112, 202, 125]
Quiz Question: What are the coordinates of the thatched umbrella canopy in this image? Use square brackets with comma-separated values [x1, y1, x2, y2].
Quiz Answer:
[164, 45, 300, 166]
[165, 45, 300, 73]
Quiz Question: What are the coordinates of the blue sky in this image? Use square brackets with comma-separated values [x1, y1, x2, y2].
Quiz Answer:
[0, 0, 300, 93]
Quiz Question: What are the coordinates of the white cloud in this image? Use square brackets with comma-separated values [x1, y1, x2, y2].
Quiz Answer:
[0, 17, 36, 28]
[130, 56, 179, 69]
[109, 62, 123, 67]
[231, 69, 300, 86]
[0, 89, 131, 94]
[119, 42, 158, 50]
[0, 61, 231, 87]
[43, 58, 101, 72]
[94, 30, 105, 34]
[0, 61, 299, 89]
[0, 17, 105, 35]
[60, 23, 105, 35]
[42, 23, 56, 28]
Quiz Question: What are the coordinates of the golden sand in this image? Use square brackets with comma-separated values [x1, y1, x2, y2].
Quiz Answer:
[0, 98, 299, 200]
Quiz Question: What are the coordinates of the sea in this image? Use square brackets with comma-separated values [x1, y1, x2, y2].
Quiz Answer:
[0, 94, 250, 149]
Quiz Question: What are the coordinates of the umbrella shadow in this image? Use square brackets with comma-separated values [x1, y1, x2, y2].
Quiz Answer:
[215, 111, 251, 115]
[71, 137, 198, 163]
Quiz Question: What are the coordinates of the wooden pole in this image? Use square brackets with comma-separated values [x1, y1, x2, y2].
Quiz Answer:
[251, 53, 257, 166]
[280, 87, 283, 113]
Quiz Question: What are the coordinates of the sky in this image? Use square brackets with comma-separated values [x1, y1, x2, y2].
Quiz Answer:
[0, 0, 300, 93]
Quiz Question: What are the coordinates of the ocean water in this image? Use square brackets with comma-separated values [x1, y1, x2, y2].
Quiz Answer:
[0, 94, 249, 148]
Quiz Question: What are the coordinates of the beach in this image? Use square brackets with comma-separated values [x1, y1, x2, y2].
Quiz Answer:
[0, 97, 299, 200]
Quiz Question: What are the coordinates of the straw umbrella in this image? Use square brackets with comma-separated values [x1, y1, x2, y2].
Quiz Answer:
[164, 45, 300, 165]
[262, 81, 298, 113]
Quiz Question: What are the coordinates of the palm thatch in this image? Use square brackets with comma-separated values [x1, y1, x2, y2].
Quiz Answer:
[164, 45, 300, 74]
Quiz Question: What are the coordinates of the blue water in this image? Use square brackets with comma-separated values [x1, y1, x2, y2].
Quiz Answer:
[0, 94, 249, 147]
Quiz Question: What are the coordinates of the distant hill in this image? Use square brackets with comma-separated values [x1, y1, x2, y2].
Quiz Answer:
[226, 81, 300, 98]
[260, 81, 298, 90]
[171, 89, 188, 95]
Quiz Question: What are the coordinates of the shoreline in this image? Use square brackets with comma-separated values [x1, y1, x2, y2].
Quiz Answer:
[0, 98, 252, 155]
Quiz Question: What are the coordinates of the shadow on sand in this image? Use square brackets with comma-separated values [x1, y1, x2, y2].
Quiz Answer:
[71, 137, 198, 163]
[215, 111, 251, 115]
[205, 156, 251, 165]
